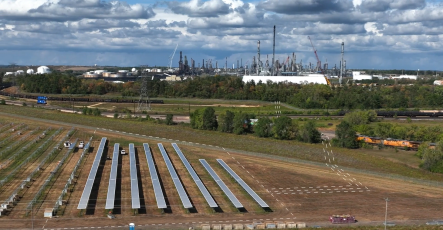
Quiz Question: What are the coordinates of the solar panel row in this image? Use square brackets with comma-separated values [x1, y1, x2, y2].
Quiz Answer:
[217, 159, 269, 208]
[158, 143, 193, 209]
[105, 143, 119, 210]
[77, 137, 107, 209]
[199, 159, 243, 209]
[129, 143, 141, 209]
[143, 143, 167, 209]
[172, 143, 218, 208]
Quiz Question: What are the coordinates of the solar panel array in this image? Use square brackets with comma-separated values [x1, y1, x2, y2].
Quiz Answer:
[172, 143, 218, 208]
[78, 137, 107, 209]
[199, 159, 243, 209]
[105, 143, 119, 210]
[158, 143, 193, 209]
[129, 143, 141, 209]
[143, 143, 167, 209]
[217, 159, 269, 208]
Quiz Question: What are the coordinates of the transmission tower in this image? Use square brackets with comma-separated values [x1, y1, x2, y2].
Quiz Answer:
[137, 77, 151, 112]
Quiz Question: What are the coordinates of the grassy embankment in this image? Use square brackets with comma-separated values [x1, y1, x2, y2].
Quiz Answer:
[0, 104, 442, 184]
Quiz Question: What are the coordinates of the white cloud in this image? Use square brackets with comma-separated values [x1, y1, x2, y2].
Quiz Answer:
[1, 0, 443, 70]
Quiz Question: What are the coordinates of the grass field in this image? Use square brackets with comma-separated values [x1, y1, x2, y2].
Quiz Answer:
[1, 107, 443, 230]
[0, 104, 442, 184]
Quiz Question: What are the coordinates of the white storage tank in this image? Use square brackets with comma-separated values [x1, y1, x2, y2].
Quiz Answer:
[37, 66, 51, 74]
[224, 224, 233, 230]
[94, 70, 107, 75]
[296, 222, 306, 228]
[352, 71, 372, 80]
[26, 69, 35, 74]
[393, 75, 417, 80]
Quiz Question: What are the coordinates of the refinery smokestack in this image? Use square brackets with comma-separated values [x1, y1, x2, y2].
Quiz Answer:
[272, 25, 276, 76]
[340, 42, 344, 85]
[257, 40, 261, 75]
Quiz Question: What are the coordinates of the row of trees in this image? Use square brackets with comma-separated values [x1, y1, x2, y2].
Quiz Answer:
[190, 107, 321, 143]
[16, 73, 443, 109]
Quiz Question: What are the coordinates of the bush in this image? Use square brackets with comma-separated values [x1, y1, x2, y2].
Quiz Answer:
[22, 102, 27, 106]
[254, 117, 273, 138]
[298, 120, 321, 143]
[1, 99, 6, 105]
[92, 108, 101, 116]
[333, 121, 359, 148]
[272, 116, 298, 140]
[166, 114, 174, 125]
[114, 113, 119, 119]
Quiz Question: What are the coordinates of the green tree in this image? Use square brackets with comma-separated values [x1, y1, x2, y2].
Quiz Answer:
[191, 107, 217, 130]
[166, 114, 174, 125]
[82, 107, 88, 115]
[202, 107, 217, 130]
[272, 116, 297, 140]
[218, 110, 235, 133]
[343, 110, 377, 126]
[420, 141, 443, 173]
[254, 117, 273, 138]
[333, 121, 359, 148]
[92, 108, 101, 116]
[0, 99, 6, 105]
[299, 120, 321, 143]
[190, 109, 203, 129]
[114, 113, 119, 119]
[233, 113, 253, 135]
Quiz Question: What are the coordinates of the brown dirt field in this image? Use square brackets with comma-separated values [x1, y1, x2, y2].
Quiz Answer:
[135, 146, 162, 215]
[1, 126, 443, 229]
[0, 128, 47, 170]
[61, 140, 98, 217]
[163, 144, 211, 214]
[151, 144, 186, 215]
[35, 146, 82, 216]
[8, 145, 67, 218]
[0, 128, 66, 200]
[89, 144, 111, 218]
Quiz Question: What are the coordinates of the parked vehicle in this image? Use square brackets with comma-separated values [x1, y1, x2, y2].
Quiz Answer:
[330, 214, 356, 224]
[78, 141, 84, 149]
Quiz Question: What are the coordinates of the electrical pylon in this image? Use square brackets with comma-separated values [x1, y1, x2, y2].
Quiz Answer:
[137, 77, 151, 112]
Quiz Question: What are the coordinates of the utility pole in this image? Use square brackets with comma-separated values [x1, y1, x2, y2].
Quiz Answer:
[384, 198, 389, 230]
[31, 201, 34, 230]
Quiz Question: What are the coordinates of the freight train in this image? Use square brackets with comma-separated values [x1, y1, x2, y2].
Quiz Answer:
[356, 135, 435, 150]
[0, 91, 164, 104]
[338, 110, 443, 117]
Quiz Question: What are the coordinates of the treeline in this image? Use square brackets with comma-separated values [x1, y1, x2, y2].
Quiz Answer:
[17, 73, 443, 109]
[190, 107, 321, 143]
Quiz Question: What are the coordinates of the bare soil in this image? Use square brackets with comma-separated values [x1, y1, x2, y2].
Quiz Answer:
[0, 126, 443, 229]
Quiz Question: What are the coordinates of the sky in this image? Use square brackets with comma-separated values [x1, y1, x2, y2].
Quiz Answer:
[1, 0, 443, 70]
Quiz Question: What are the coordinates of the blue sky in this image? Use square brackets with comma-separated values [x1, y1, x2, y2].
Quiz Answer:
[1, 0, 443, 70]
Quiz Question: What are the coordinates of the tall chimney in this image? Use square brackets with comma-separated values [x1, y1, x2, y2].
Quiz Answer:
[272, 25, 276, 76]
[340, 42, 344, 85]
